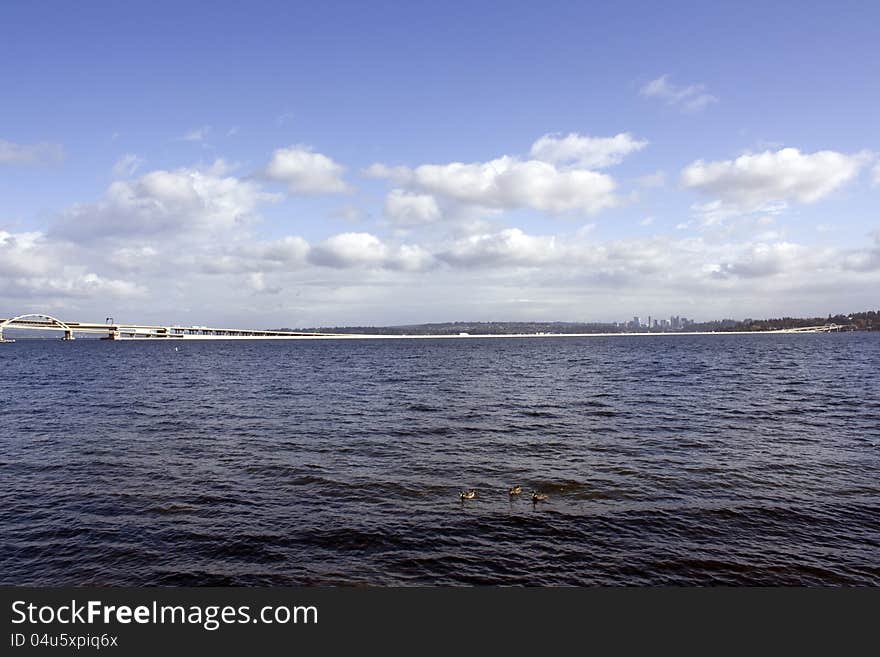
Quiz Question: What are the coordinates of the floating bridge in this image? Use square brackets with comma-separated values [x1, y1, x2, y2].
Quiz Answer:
[0, 313, 341, 342]
[0, 313, 855, 343]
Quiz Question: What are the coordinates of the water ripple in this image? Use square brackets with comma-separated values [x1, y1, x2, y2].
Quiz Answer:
[1, 333, 879, 585]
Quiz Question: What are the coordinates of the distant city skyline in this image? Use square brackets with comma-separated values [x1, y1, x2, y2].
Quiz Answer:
[2, 1, 879, 327]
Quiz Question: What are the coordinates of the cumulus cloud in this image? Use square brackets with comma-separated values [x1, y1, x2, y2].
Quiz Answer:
[174, 232, 436, 275]
[264, 145, 350, 195]
[714, 241, 810, 278]
[420, 226, 880, 288]
[309, 232, 387, 268]
[641, 75, 718, 112]
[174, 235, 312, 276]
[6, 272, 146, 299]
[366, 155, 618, 215]
[245, 272, 281, 294]
[874, 163, 880, 185]
[438, 228, 564, 267]
[387, 244, 435, 271]
[0, 138, 64, 166]
[7, 134, 878, 324]
[107, 245, 159, 270]
[111, 153, 143, 178]
[6, 217, 880, 323]
[681, 147, 867, 211]
[52, 160, 275, 242]
[529, 132, 647, 169]
[0, 230, 55, 278]
[384, 189, 442, 226]
[307, 232, 435, 271]
[235, 236, 311, 272]
[0, 230, 144, 300]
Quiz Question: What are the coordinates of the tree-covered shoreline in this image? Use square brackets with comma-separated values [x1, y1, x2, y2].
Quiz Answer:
[281, 310, 879, 335]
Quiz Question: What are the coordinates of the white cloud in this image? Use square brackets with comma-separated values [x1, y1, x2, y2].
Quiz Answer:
[245, 272, 281, 294]
[309, 232, 389, 268]
[438, 228, 564, 267]
[529, 132, 647, 169]
[386, 244, 435, 271]
[108, 245, 159, 270]
[7, 272, 146, 299]
[242, 236, 311, 269]
[52, 160, 276, 242]
[384, 189, 442, 226]
[874, 163, 880, 185]
[0, 230, 144, 300]
[682, 148, 867, 211]
[641, 75, 718, 112]
[176, 232, 436, 275]
[0, 138, 64, 166]
[6, 217, 880, 324]
[307, 232, 435, 271]
[401, 227, 880, 288]
[0, 230, 55, 277]
[181, 126, 211, 142]
[111, 153, 143, 178]
[264, 145, 350, 195]
[715, 241, 810, 278]
[247, 272, 267, 291]
[366, 155, 618, 215]
[7, 130, 878, 324]
[176, 236, 311, 276]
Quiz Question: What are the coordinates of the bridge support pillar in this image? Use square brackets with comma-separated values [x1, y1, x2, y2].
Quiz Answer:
[62, 330, 75, 341]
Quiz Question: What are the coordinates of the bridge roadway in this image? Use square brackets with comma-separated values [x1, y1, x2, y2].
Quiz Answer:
[0, 313, 853, 342]
[0, 313, 341, 341]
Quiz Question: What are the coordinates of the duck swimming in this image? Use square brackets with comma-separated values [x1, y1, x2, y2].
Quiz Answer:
[508, 485, 523, 496]
[459, 490, 476, 500]
[531, 492, 549, 503]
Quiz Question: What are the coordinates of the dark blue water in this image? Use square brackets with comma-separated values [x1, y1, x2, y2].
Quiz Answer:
[1, 334, 878, 586]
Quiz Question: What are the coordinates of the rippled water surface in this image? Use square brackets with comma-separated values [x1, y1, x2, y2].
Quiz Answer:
[1, 334, 878, 585]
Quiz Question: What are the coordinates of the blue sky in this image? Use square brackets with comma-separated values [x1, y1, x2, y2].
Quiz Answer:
[2, 1, 878, 327]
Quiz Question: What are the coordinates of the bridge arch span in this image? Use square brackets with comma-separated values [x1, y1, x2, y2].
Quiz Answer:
[0, 313, 76, 341]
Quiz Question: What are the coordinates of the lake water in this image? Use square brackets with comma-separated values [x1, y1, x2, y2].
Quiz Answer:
[1, 334, 878, 585]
